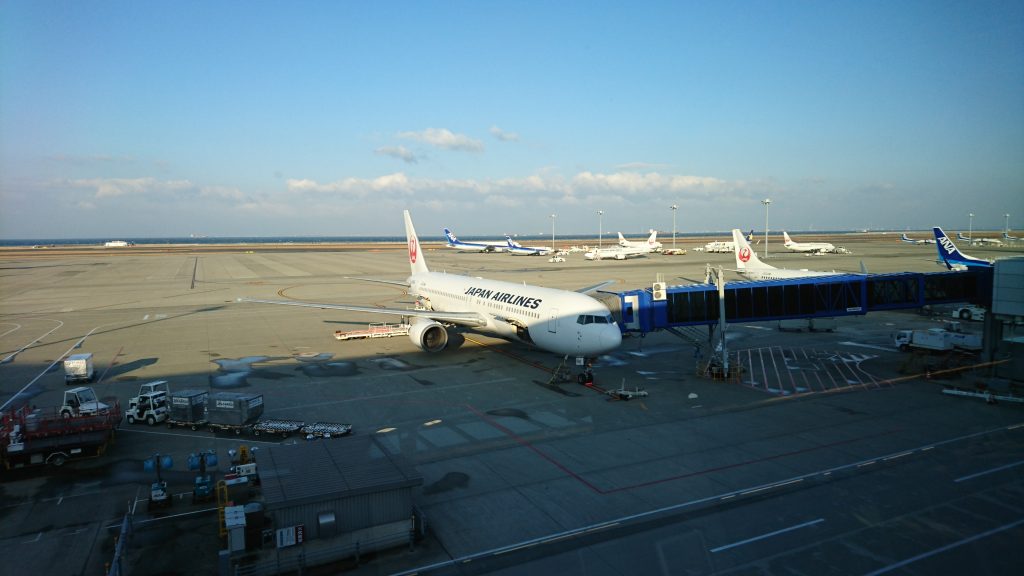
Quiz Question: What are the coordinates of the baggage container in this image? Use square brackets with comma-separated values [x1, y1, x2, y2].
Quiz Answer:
[207, 392, 264, 427]
[168, 390, 208, 427]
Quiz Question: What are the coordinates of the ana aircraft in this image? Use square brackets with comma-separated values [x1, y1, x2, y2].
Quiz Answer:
[900, 233, 936, 245]
[782, 231, 836, 253]
[584, 245, 648, 260]
[443, 228, 506, 252]
[934, 227, 994, 270]
[957, 232, 1003, 246]
[241, 211, 620, 363]
[617, 230, 663, 252]
[732, 229, 842, 280]
[505, 236, 554, 256]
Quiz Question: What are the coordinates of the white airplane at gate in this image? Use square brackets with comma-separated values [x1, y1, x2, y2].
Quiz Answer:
[732, 229, 843, 281]
[617, 230, 663, 252]
[782, 231, 836, 253]
[241, 211, 621, 361]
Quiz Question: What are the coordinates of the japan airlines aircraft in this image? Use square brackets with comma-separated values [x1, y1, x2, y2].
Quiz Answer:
[241, 211, 620, 360]
[443, 228, 506, 252]
[782, 231, 836, 253]
[584, 246, 647, 260]
[617, 230, 663, 252]
[900, 233, 936, 245]
[934, 227, 994, 270]
[957, 231, 1003, 246]
[732, 229, 842, 280]
[505, 236, 553, 256]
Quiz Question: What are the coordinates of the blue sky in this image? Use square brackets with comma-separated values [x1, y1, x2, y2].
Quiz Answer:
[1, 1, 1022, 238]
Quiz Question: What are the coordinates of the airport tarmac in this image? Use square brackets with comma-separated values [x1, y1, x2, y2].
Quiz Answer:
[1, 236, 1022, 575]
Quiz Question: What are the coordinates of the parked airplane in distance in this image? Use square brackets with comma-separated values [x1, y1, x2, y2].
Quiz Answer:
[242, 211, 621, 365]
[1003, 231, 1019, 242]
[957, 231, 1003, 246]
[505, 236, 554, 256]
[934, 227, 994, 270]
[617, 230, 663, 252]
[584, 245, 648, 261]
[900, 233, 936, 245]
[443, 228, 506, 252]
[782, 231, 836, 253]
[732, 229, 843, 280]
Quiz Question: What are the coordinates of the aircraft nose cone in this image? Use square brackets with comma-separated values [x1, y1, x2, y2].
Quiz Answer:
[601, 326, 622, 352]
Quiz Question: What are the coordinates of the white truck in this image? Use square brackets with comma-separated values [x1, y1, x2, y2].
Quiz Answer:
[60, 387, 111, 418]
[894, 328, 982, 352]
[126, 381, 170, 426]
[63, 353, 95, 384]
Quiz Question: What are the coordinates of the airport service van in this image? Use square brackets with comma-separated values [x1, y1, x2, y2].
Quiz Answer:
[63, 353, 95, 384]
[894, 328, 981, 352]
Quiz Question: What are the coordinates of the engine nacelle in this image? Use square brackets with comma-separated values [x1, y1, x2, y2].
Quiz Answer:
[408, 317, 449, 352]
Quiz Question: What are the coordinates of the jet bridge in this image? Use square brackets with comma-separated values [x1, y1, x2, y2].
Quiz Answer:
[617, 269, 993, 334]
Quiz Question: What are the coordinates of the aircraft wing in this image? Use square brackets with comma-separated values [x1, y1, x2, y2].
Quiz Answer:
[237, 298, 489, 327]
[343, 276, 410, 287]
[576, 280, 616, 294]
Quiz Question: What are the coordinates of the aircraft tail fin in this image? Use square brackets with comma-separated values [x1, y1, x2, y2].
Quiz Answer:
[404, 210, 429, 276]
[900, 233, 912, 243]
[934, 226, 988, 269]
[747, 229, 754, 241]
[733, 228, 771, 270]
[783, 231, 793, 245]
[443, 228, 457, 245]
[648, 230, 658, 244]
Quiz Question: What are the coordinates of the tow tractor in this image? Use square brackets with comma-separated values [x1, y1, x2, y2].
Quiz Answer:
[125, 381, 170, 426]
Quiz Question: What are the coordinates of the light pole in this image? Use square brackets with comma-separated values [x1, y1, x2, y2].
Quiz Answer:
[598, 210, 603, 249]
[550, 213, 557, 252]
[761, 198, 771, 259]
[968, 212, 974, 244]
[1005, 213, 1010, 236]
[671, 204, 678, 249]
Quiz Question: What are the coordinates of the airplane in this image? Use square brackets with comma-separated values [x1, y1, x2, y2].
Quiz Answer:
[933, 227, 994, 270]
[731, 229, 843, 281]
[617, 230, 663, 252]
[443, 228, 506, 252]
[505, 236, 553, 256]
[1003, 231, 1019, 241]
[957, 231, 1003, 246]
[782, 231, 836, 253]
[900, 233, 936, 245]
[584, 245, 648, 260]
[240, 211, 621, 364]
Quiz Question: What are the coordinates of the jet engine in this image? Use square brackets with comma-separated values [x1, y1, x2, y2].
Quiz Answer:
[408, 317, 449, 352]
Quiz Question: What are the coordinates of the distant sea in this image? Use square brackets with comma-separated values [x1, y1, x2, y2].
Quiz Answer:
[0, 230, 891, 247]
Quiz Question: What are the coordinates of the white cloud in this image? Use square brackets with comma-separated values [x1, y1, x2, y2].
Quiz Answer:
[489, 126, 519, 142]
[67, 177, 194, 198]
[616, 162, 671, 171]
[397, 128, 484, 152]
[374, 145, 420, 164]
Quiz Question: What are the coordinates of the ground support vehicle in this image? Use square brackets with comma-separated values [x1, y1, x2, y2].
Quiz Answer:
[251, 419, 304, 438]
[952, 305, 986, 322]
[125, 381, 170, 426]
[894, 328, 982, 352]
[1, 398, 120, 469]
[167, 389, 208, 430]
[63, 353, 95, 384]
[335, 322, 411, 340]
[300, 422, 353, 439]
[60, 387, 110, 418]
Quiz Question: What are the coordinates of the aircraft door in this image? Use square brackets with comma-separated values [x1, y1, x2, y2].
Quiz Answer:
[547, 308, 558, 333]
[622, 295, 639, 331]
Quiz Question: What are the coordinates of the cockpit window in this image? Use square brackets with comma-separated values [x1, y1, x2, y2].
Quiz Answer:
[577, 314, 613, 325]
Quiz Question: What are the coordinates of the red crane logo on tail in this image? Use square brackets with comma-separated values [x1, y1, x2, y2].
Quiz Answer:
[739, 247, 751, 262]
[408, 238, 418, 264]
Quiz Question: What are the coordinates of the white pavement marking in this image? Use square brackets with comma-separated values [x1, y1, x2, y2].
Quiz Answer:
[118, 428, 280, 445]
[21, 532, 42, 544]
[0, 320, 62, 368]
[954, 459, 1024, 483]
[839, 341, 893, 352]
[0, 323, 22, 338]
[863, 517, 1024, 576]
[710, 518, 825, 553]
